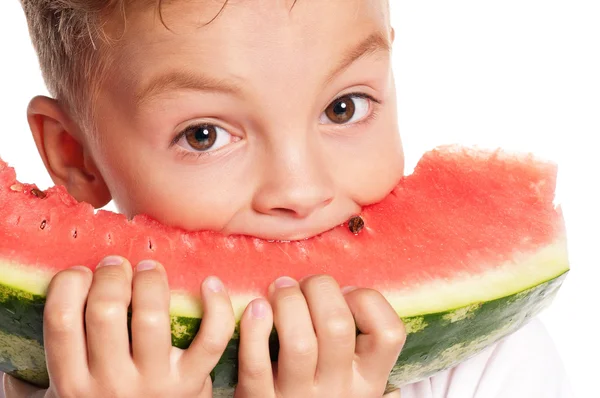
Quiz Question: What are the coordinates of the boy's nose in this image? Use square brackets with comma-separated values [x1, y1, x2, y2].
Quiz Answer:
[253, 184, 334, 219]
[252, 145, 335, 219]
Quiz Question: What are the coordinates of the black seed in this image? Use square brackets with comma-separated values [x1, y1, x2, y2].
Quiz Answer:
[148, 238, 153, 250]
[348, 216, 364, 234]
[31, 188, 47, 199]
[40, 220, 47, 230]
[72, 229, 78, 239]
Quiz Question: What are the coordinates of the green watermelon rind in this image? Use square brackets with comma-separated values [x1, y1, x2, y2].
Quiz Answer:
[0, 270, 567, 394]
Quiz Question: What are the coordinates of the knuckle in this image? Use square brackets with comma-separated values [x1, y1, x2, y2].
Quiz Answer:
[287, 337, 317, 358]
[48, 269, 89, 293]
[95, 266, 129, 284]
[133, 310, 169, 329]
[323, 313, 355, 341]
[358, 287, 385, 303]
[379, 325, 407, 348]
[89, 281, 131, 304]
[351, 288, 389, 311]
[86, 302, 127, 325]
[133, 268, 165, 288]
[53, 268, 82, 283]
[304, 274, 337, 290]
[274, 289, 304, 307]
[241, 359, 272, 380]
[200, 334, 229, 356]
[44, 308, 79, 334]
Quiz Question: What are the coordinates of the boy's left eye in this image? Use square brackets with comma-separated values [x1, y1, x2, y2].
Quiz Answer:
[175, 124, 234, 153]
[320, 94, 371, 125]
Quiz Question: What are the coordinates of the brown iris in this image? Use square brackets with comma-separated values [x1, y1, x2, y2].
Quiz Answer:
[185, 125, 217, 151]
[325, 95, 356, 124]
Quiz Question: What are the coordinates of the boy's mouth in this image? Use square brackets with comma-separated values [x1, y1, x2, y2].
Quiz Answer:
[219, 209, 362, 242]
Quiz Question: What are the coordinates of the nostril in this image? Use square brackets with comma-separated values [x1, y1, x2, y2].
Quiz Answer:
[271, 208, 298, 216]
[269, 197, 333, 218]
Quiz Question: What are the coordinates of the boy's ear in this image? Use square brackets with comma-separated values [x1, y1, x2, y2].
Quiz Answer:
[27, 96, 112, 208]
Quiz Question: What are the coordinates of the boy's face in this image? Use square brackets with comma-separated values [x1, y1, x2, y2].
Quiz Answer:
[81, 0, 403, 240]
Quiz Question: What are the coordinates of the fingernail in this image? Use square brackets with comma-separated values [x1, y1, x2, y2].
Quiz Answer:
[341, 286, 358, 295]
[251, 299, 267, 319]
[96, 256, 123, 269]
[70, 265, 91, 273]
[204, 276, 224, 293]
[274, 276, 297, 289]
[136, 260, 156, 272]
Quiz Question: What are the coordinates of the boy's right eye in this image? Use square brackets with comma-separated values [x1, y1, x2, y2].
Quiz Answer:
[173, 124, 236, 154]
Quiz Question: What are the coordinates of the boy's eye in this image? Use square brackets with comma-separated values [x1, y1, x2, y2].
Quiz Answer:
[176, 124, 233, 152]
[320, 95, 370, 125]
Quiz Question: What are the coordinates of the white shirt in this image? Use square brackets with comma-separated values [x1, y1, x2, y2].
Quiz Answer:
[0, 318, 572, 398]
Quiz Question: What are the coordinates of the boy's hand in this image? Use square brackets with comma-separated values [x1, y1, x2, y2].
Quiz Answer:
[4, 256, 235, 398]
[234, 275, 406, 398]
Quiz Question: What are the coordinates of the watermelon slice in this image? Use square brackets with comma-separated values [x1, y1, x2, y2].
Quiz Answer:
[0, 146, 569, 396]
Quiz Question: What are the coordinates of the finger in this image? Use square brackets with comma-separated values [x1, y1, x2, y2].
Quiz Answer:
[300, 276, 355, 387]
[269, 276, 317, 388]
[179, 276, 235, 378]
[131, 260, 172, 377]
[85, 256, 135, 378]
[235, 298, 275, 398]
[344, 288, 406, 383]
[43, 266, 93, 386]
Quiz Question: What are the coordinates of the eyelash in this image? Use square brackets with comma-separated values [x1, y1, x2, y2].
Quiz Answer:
[327, 92, 382, 127]
[334, 92, 381, 106]
[170, 92, 382, 159]
[169, 124, 231, 160]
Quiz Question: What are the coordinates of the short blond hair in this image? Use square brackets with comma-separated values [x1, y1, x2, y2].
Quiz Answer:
[19, 0, 387, 130]
[18, 0, 239, 130]
[19, 0, 127, 129]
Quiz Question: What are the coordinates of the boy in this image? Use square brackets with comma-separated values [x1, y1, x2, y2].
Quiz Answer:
[3, 0, 571, 397]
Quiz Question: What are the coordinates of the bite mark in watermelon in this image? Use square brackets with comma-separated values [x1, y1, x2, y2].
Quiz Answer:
[0, 146, 569, 396]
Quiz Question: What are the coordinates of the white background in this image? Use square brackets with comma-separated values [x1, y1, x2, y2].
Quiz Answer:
[1, 1, 598, 396]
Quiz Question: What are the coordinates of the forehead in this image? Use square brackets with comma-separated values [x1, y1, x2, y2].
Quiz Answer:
[103, 0, 391, 102]
[123, 0, 389, 23]
[111, 0, 390, 50]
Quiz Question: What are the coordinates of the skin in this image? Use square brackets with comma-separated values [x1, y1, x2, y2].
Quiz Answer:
[4, 0, 406, 396]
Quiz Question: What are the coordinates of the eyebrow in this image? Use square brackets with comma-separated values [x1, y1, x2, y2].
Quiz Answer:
[135, 31, 391, 105]
[324, 31, 392, 83]
[135, 71, 243, 106]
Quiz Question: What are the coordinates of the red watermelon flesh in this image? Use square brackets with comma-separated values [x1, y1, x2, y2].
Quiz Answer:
[0, 147, 562, 299]
[0, 146, 569, 392]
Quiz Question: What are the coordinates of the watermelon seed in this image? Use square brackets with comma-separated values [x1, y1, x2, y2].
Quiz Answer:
[148, 238, 154, 251]
[72, 229, 78, 239]
[30, 188, 47, 199]
[106, 233, 112, 245]
[39, 220, 47, 230]
[348, 216, 365, 234]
